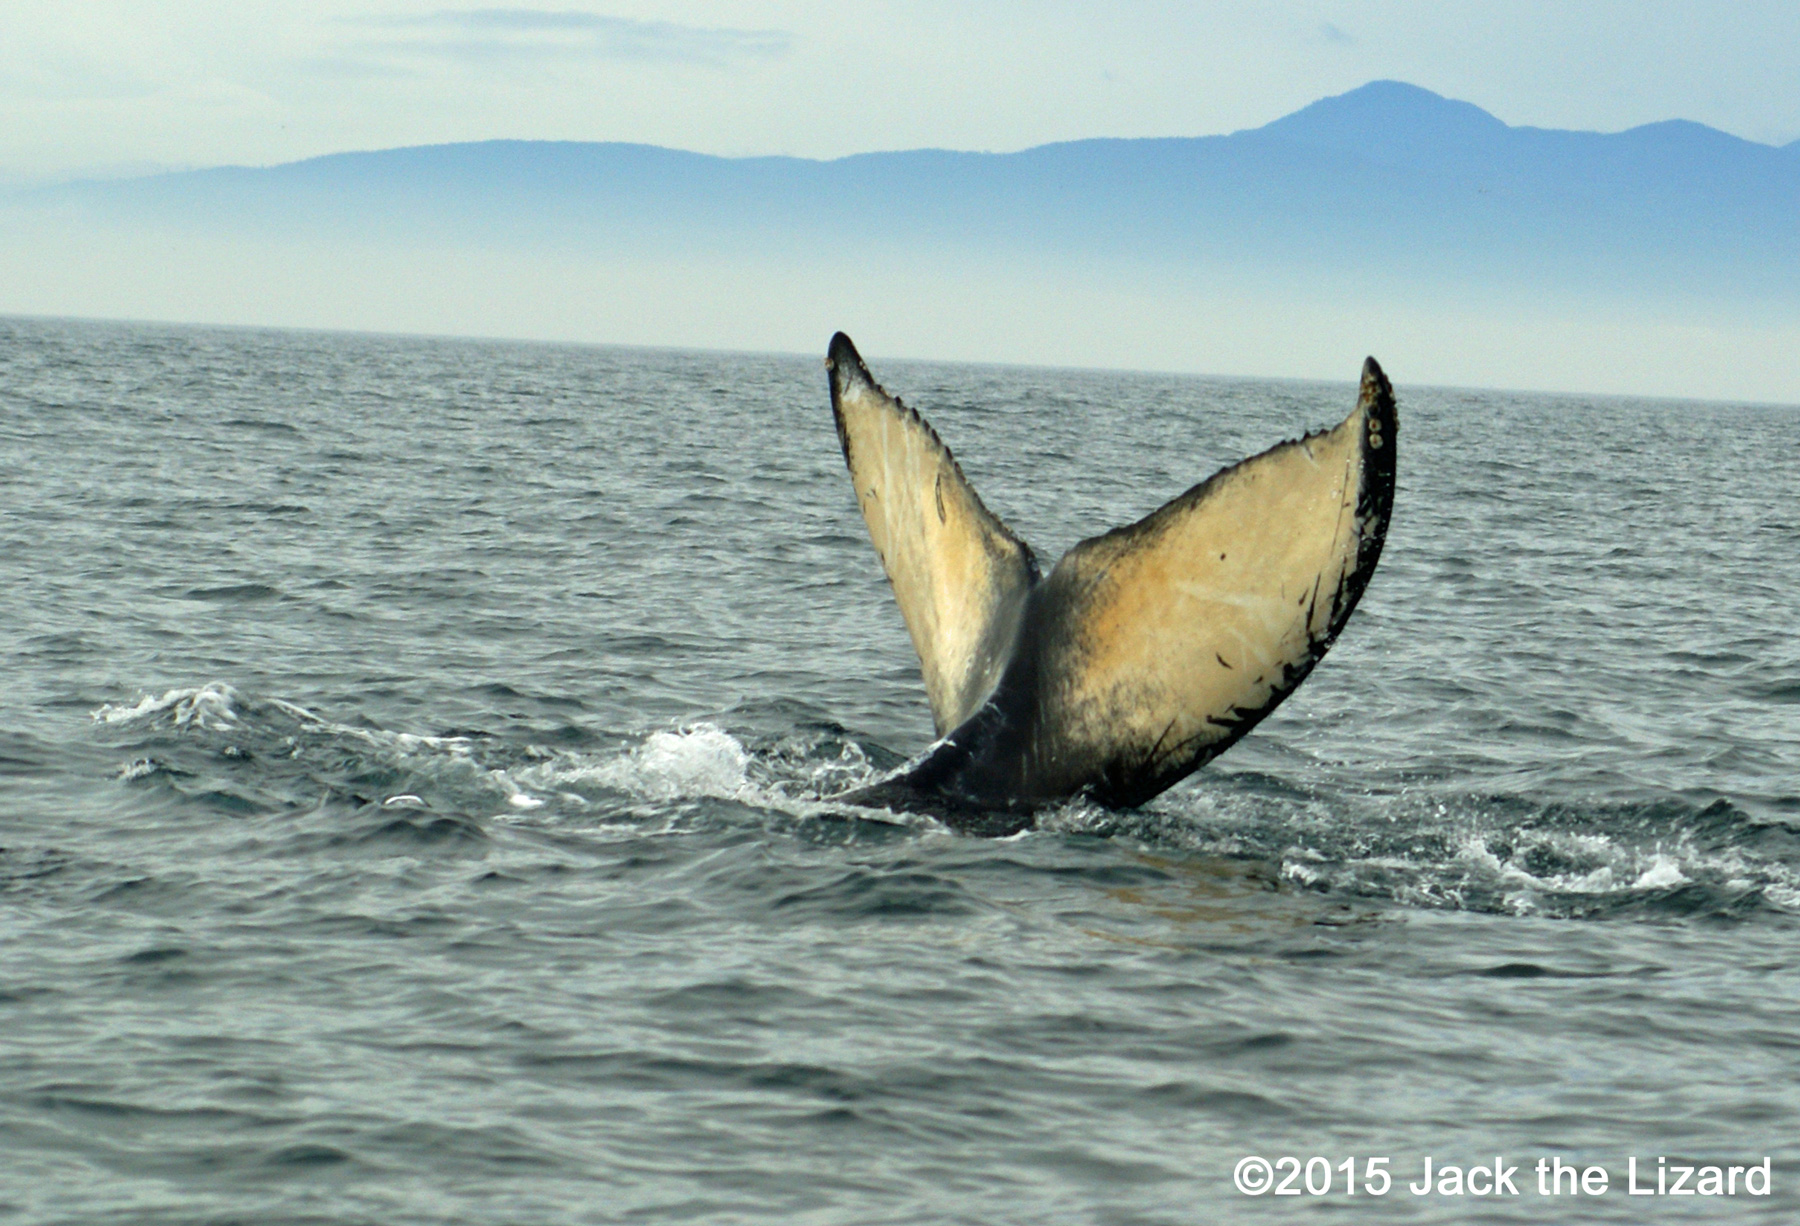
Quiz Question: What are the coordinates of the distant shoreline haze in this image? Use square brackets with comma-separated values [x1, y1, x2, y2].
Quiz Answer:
[3, 81, 1797, 402]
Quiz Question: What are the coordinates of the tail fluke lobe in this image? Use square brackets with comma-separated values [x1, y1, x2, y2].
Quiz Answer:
[826, 334, 1039, 736]
[1015, 357, 1397, 806]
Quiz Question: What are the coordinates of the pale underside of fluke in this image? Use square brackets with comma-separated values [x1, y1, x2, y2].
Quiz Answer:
[825, 332, 1396, 835]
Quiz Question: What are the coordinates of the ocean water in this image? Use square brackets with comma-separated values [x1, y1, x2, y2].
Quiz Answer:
[2, 314, 1798, 1224]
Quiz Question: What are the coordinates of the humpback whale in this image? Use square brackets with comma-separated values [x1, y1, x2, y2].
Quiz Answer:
[826, 333, 1395, 835]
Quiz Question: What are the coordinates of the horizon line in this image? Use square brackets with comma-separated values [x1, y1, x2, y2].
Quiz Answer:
[8, 308, 1797, 412]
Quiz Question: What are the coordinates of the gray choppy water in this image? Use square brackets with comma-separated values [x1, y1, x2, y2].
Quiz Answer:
[3, 315, 1799, 1223]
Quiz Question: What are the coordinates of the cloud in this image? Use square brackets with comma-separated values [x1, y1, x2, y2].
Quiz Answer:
[353, 8, 793, 67]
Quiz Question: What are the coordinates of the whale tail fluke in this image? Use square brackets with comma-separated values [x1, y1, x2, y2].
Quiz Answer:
[826, 335, 1396, 818]
[827, 333, 1038, 736]
[1019, 356, 1396, 806]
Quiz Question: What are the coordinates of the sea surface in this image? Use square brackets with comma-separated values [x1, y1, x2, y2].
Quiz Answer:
[2, 314, 1798, 1224]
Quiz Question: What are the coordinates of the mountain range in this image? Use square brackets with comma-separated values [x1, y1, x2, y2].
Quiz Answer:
[22, 80, 1799, 308]
[6, 80, 1798, 401]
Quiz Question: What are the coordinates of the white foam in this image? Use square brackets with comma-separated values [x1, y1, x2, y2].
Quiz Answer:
[95, 681, 544, 811]
[536, 724, 752, 803]
[93, 682, 243, 730]
[1763, 883, 1800, 912]
[1631, 854, 1688, 890]
[1283, 861, 1322, 886]
[512, 725, 940, 835]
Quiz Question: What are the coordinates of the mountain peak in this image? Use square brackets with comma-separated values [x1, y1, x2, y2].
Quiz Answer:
[1255, 79, 1509, 159]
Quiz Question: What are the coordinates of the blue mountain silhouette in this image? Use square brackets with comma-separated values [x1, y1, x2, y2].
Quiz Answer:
[23, 80, 1800, 305]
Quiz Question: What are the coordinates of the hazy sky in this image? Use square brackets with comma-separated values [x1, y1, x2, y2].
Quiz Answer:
[6, 3, 1798, 399]
[5, 2, 1800, 180]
